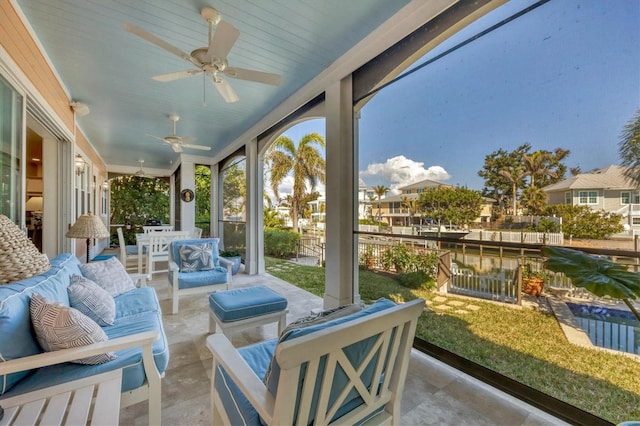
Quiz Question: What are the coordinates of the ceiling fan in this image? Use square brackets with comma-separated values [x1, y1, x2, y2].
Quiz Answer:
[147, 114, 211, 153]
[124, 7, 281, 103]
[134, 159, 147, 177]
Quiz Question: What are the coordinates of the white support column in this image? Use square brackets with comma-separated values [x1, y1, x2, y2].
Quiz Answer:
[179, 160, 196, 232]
[210, 163, 219, 237]
[245, 139, 263, 274]
[324, 75, 359, 308]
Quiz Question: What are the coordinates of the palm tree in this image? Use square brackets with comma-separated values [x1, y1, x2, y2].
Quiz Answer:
[499, 166, 527, 215]
[523, 151, 552, 188]
[265, 133, 325, 233]
[401, 195, 419, 227]
[618, 109, 640, 186]
[373, 185, 389, 222]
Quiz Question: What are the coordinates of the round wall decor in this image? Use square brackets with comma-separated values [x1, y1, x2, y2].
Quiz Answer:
[180, 189, 194, 202]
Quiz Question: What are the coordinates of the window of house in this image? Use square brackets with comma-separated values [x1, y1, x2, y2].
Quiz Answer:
[632, 217, 640, 225]
[0, 74, 23, 222]
[621, 192, 630, 204]
[578, 191, 598, 205]
[565, 191, 572, 204]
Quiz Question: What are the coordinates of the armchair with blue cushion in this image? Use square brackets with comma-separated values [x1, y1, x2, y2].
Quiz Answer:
[168, 238, 232, 314]
[206, 298, 424, 425]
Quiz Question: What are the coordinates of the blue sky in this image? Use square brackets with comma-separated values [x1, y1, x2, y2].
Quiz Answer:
[282, 0, 639, 194]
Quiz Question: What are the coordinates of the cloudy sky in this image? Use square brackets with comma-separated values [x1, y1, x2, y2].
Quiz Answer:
[270, 0, 639, 198]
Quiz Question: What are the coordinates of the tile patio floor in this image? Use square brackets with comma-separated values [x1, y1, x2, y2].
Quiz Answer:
[118, 263, 568, 425]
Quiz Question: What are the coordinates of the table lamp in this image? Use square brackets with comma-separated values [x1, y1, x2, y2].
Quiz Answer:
[66, 212, 109, 263]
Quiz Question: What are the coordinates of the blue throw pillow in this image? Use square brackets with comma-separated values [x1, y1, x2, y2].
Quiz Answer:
[68, 275, 115, 326]
[179, 243, 214, 272]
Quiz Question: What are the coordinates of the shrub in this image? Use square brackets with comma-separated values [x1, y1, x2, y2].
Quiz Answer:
[380, 243, 412, 273]
[398, 271, 435, 290]
[359, 246, 376, 270]
[264, 228, 300, 258]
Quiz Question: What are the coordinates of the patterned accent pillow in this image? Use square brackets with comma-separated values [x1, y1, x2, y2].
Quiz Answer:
[68, 275, 116, 326]
[79, 256, 135, 297]
[29, 293, 116, 365]
[179, 243, 214, 272]
[262, 303, 363, 385]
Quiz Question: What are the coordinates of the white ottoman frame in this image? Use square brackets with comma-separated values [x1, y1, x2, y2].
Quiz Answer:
[209, 307, 288, 339]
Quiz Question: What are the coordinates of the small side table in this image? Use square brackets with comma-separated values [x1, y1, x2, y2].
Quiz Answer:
[0, 369, 122, 426]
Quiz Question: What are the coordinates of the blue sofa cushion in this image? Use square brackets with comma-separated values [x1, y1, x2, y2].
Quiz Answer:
[29, 293, 117, 365]
[0, 253, 81, 395]
[179, 243, 214, 272]
[215, 339, 277, 426]
[169, 267, 229, 290]
[68, 275, 116, 326]
[209, 286, 288, 322]
[0, 286, 169, 399]
[79, 257, 135, 297]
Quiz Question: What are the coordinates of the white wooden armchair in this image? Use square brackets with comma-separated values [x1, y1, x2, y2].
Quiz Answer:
[206, 298, 424, 425]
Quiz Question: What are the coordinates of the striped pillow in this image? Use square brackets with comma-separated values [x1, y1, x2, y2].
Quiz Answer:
[79, 256, 135, 296]
[68, 275, 116, 326]
[29, 293, 116, 365]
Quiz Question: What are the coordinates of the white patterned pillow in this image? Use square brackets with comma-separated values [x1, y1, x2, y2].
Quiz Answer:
[79, 256, 135, 296]
[68, 275, 116, 326]
[179, 243, 214, 272]
[29, 293, 116, 365]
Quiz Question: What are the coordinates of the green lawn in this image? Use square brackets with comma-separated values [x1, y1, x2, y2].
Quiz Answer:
[265, 256, 640, 424]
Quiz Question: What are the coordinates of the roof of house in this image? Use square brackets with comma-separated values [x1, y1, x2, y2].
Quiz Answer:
[543, 165, 636, 192]
[398, 178, 450, 191]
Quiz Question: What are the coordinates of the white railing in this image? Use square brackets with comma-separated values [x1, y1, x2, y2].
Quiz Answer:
[448, 269, 518, 302]
[464, 230, 564, 245]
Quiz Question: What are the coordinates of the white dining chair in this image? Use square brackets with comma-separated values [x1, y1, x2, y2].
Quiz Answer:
[146, 230, 190, 278]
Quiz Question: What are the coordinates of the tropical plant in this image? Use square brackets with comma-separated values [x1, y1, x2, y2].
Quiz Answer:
[380, 243, 412, 273]
[110, 175, 170, 244]
[543, 246, 640, 322]
[618, 109, 640, 186]
[263, 206, 285, 228]
[373, 185, 389, 221]
[265, 133, 325, 232]
[219, 249, 241, 257]
[543, 204, 623, 239]
[222, 161, 246, 220]
[418, 186, 483, 228]
[520, 186, 547, 215]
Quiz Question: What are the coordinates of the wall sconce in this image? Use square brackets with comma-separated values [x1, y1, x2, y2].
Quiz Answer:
[101, 181, 110, 192]
[70, 101, 90, 117]
[75, 155, 87, 175]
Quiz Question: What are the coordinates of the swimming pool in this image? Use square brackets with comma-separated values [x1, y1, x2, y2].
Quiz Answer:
[566, 302, 640, 355]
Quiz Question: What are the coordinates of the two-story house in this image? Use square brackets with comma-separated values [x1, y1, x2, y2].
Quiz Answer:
[542, 165, 639, 231]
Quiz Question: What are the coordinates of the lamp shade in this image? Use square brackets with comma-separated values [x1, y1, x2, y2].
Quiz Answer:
[25, 196, 43, 212]
[66, 213, 109, 239]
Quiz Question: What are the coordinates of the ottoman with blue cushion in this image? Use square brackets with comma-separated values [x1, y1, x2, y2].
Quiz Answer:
[208, 285, 288, 340]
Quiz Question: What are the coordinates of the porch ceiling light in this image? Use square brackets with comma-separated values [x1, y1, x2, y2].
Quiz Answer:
[75, 155, 87, 175]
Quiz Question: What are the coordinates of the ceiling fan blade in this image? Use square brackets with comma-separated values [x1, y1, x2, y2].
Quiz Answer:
[224, 67, 281, 86]
[153, 69, 202, 82]
[207, 20, 240, 60]
[171, 143, 183, 153]
[145, 134, 165, 141]
[212, 77, 239, 103]
[182, 144, 211, 151]
[180, 136, 196, 144]
[124, 23, 199, 65]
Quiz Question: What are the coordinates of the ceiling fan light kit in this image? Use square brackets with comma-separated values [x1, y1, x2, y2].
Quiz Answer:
[124, 7, 281, 104]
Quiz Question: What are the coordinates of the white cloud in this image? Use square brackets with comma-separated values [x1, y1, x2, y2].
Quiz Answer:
[360, 155, 450, 194]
